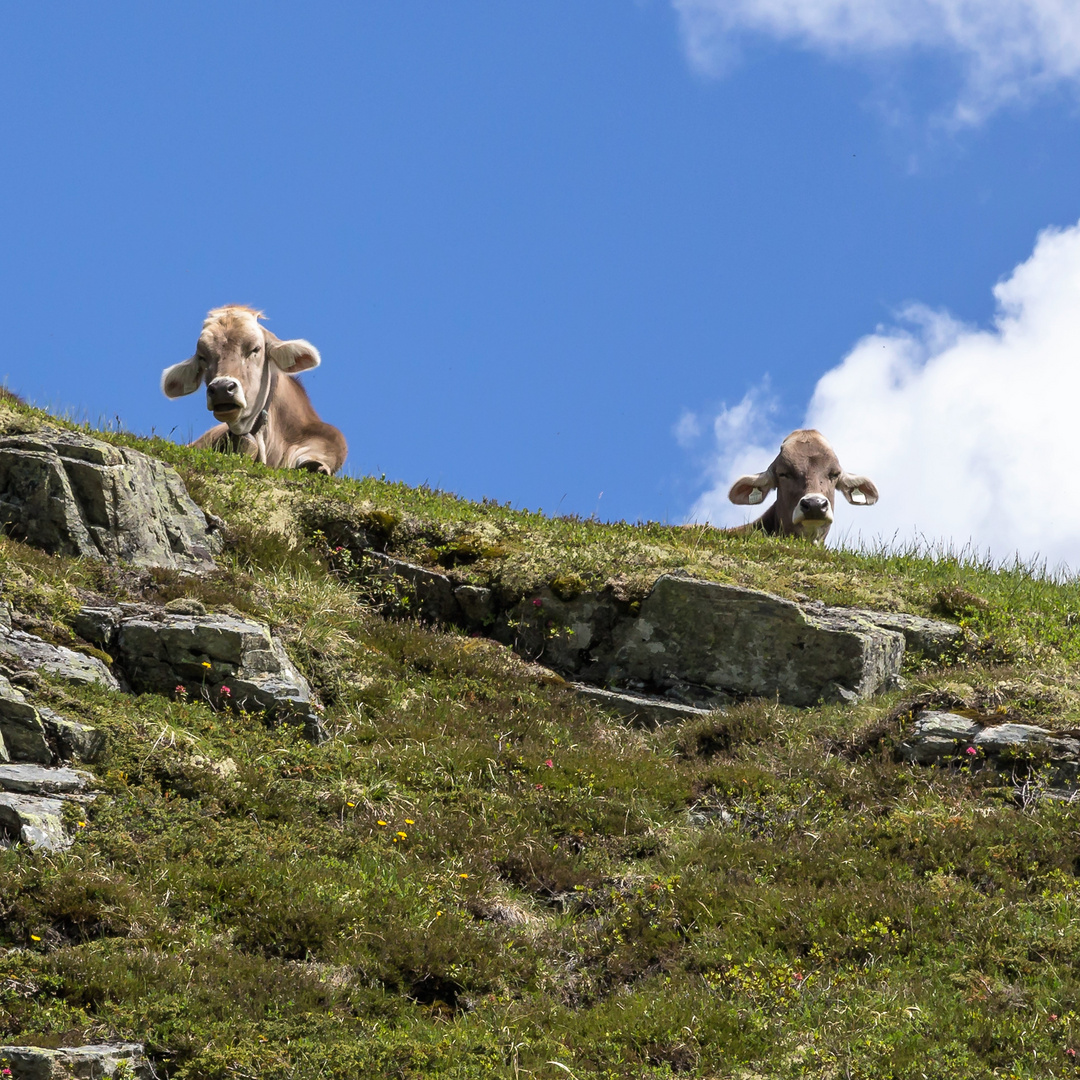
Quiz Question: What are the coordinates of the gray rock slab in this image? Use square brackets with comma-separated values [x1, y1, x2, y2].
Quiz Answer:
[571, 683, 718, 727]
[39, 708, 105, 763]
[898, 711, 981, 764]
[0, 427, 218, 571]
[362, 557, 953, 708]
[605, 577, 905, 706]
[899, 712, 1080, 789]
[974, 723, 1057, 753]
[0, 630, 119, 689]
[846, 609, 964, 659]
[0, 1042, 150, 1079]
[0, 764, 92, 795]
[116, 613, 325, 741]
[0, 677, 52, 764]
[0, 792, 70, 851]
[365, 552, 464, 623]
[73, 605, 121, 650]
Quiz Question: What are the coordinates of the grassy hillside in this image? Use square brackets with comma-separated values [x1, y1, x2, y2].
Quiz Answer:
[4, 410, 1080, 1078]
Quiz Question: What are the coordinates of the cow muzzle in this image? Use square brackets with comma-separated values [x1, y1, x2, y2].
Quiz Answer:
[793, 494, 832, 523]
[206, 377, 246, 422]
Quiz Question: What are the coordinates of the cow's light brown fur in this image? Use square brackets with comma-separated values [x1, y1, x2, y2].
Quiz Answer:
[725, 429, 877, 544]
[161, 306, 347, 475]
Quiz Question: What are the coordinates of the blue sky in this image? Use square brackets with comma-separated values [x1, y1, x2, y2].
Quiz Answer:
[2, 2, 1080, 558]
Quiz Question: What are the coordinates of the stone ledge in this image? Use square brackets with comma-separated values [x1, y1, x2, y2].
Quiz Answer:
[0, 764, 92, 796]
[570, 683, 718, 728]
[350, 549, 964, 708]
[0, 427, 218, 572]
[0, 792, 73, 851]
[115, 612, 326, 742]
[899, 710, 1080, 790]
[0, 1042, 150, 1079]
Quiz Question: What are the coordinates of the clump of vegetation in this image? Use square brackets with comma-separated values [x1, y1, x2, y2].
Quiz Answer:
[4, 409, 1080, 1077]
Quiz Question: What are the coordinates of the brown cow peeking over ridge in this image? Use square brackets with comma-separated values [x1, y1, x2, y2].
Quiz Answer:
[161, 306, 347, 475]
[726, 429, 878, 544]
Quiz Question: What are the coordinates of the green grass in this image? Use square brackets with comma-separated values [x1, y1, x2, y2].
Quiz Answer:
[3, 407, 1080, 1077]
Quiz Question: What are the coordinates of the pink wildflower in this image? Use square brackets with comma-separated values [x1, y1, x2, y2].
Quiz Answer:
[1067, 1048, 1076, 1057]
[535, 783, 543, 790]
[966, 746, 977, 756]
[544, 759, 553, 768]
[532, 598, 543, 607]
[174, 684, 186, 695]
[220, 685, 232, 697]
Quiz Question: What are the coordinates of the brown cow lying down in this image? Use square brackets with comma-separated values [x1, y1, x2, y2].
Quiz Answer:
[161, 306, 347, 475]
[726, 429, 877, 544]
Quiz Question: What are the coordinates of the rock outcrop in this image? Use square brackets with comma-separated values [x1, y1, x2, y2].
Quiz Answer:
[0, 427, 219, 571]
[0, 763, 95, 852]
[0, 628, 118, 690]
[0, 680, 99, 851]
[899, 710, 1080, 792]
[0, 668, 102, 850]
[357, 551, 962, 707]
[600, 577, 906, 708]
[0, 1042, 151, 1079]
[78, 607, 325, 742]
[364, 552, 496, 625]
[0, 676, 105, 766]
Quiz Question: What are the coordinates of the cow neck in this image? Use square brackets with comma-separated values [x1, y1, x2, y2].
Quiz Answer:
[229, 360, 275, 438]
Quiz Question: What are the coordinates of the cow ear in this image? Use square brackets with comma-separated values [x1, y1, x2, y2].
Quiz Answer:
[267, 338, 321, 374]
[837, 473, 879, 506]
[728, 470, 775, 506]
[161, 355, 205, 398]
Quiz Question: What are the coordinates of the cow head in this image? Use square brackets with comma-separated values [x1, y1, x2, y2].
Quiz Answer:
[728, 429, 878, 542]
[161, 306, 321, 434]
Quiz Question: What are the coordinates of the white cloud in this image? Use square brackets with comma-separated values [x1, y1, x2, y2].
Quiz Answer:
[684, 382, 784, 527]
[673, 409, 704, 448]
[685, 219, 1080, 569]
[673, 0, 1080, 122]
